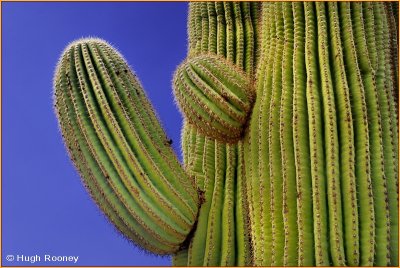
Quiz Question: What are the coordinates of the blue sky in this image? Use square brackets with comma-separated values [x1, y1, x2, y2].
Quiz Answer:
[3, 2, 189, 266]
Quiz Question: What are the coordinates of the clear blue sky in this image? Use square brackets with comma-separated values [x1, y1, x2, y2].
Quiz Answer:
[3, 2, 188, 266]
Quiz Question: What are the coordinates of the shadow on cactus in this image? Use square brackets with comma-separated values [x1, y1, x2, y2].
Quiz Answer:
[53, 2, 399, 267]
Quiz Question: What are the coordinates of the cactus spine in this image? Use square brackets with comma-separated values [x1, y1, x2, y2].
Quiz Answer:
[54, 2, 398, 266]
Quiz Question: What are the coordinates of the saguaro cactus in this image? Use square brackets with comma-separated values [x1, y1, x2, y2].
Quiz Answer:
[54, 2, 398, 266]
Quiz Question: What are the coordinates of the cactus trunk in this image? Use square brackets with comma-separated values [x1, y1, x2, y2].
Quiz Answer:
[243, 2, 398, 266]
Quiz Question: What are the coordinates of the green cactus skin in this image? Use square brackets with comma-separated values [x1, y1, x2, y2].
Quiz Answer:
[54, 2, 398, 267]
[173, 54, 255, 142]
[172, 2, 259, 266]
[54, 39, 199, 254]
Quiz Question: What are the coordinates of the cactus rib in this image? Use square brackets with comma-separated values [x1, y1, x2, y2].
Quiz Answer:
[280, 3, 298, 266]
[328, 3, 359, 265]
[292, 3, 315, 266]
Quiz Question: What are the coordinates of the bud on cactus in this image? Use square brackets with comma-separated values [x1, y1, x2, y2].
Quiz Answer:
[173, 54, 255, 142]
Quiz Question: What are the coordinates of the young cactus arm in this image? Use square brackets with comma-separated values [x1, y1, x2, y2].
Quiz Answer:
[173, 54, 255, 143]
[54, 38, 199, 254]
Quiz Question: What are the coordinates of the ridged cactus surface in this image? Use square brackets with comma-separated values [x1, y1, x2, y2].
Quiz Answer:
[173, 3, 259, 266]
[54, 39, 199, 254]
[54, 2, 398, 267]
[173, 54, 255, 142]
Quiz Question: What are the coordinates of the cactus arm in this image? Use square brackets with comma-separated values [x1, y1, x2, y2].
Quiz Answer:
[101, 47, 198, 201]
[87, 44, 197, 231]
[55, 56, 175, 254]
[173, 55, 254, 142]
[54, 40, 199, 255]
[74, 45, 186, 244]
[292, 3, 315, 266]
[58, 50, 171, 250]
[280, 3, 298, 266]
[99, 45, 198, 201]
[173, 3, 215, 266]
[327, 3, 360, 266]
[372, 3, 399, 265]
[304, 3, 331, 265]
[81, 44, 195, 238]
